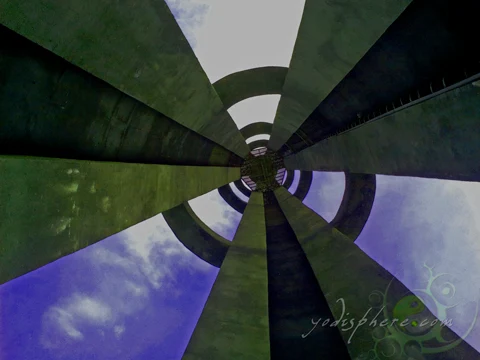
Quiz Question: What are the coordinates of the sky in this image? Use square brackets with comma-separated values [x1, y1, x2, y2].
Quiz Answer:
[3, 0, 480, 359]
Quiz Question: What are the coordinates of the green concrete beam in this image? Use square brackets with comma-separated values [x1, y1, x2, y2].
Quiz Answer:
[0, 25, 241, 167]
[285, 84, 480, 181]
[182, 192, 270, 360]
[0, 156, 239, 284]
[268, 0, 411, 151]
[264, 193, 350, 359]
[0, 1, 249, 157]
[274, 187, 480, 359]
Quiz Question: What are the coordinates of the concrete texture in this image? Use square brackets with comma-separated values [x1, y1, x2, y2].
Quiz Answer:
[281, 0, 480, 154]
[0, 25, 242, 167]
[0, 1, 249, 157]
[182, 192, 270, 360]
[0, 156, 239, 283]
[285, 84, 480, 181]
[269, 0, 411, 151]
[275, 187, 480, 359]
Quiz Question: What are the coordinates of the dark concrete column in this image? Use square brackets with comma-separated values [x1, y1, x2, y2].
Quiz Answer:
[285, 83, 480, 182]
[0, 156, 239, 284]
[182, 192, 270, 360]
[264, 192, 350, 359]
[274, 187, 480, 359]
[268, 0, 411, 151]
[0, 2, 249, 157]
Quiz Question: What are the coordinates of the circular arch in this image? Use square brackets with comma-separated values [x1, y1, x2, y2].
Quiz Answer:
[164, 67, 377, 267]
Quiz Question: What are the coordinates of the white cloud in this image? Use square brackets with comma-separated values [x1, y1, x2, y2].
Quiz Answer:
[41, 214, 215, 350]
[41, 294, 112, 347]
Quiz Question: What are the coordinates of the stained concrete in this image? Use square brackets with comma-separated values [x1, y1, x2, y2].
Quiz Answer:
[269, 0, 411, 151]
[0, 0, 249, 157]
[182, 192, 270, 360]
[282, 0, 480, 154]
[0, 156, 239, 283]
[285, 84, 480, 181]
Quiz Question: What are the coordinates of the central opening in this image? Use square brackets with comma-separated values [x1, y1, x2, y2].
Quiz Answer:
[241, 147, 285, 192]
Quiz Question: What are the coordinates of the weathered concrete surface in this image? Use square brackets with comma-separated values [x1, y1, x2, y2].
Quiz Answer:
[275, 187, 480, 359]
[163, 203, 230, 268]
[213, 67, 287, 110]
[0, 25, 242, 167]
[0, 156, 239, 284]
[281, 0, 480, 154]
[269, 0, 411, 151]
[182, 192, 270, 360]
[0, 1, 249, 157]
[285, 84, 480, 181]
[264, 192, 350, 359]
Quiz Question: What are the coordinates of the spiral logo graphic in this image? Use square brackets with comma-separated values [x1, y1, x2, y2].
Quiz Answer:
[363, 263, 479, 360]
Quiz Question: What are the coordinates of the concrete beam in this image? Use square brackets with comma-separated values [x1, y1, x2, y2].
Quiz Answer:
[280, 0, 480, 154]
[274, 187, 480, 359]
[0, 25, 241, 167]
[182, 192, 270, 360]
[0, 156, 239, 284]
[269, 0, 411, 150]
[285, 84, 480, 181]
[0, 1, 249, 157]
[264, 192, 350, 359]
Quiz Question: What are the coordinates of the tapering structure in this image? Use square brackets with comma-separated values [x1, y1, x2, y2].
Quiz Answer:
[1, 0, 480, 359]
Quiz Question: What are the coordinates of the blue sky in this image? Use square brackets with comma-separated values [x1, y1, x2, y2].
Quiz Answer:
[3, 0, 480, 359]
